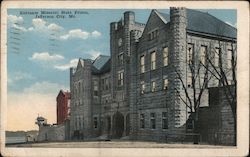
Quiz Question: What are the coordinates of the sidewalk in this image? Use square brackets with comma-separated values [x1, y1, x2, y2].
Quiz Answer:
[7, 140, 235, 148]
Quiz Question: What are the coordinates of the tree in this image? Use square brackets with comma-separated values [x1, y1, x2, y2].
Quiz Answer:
[201, 40, 237, 145]
[175, 45, 212, 144]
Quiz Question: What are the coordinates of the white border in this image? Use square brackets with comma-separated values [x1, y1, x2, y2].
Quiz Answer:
[1, 1, 249, 157]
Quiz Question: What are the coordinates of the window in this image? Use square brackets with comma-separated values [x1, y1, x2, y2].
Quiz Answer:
[105, 78, 109, 90]
[118, 71, 124, 86]
[187, 72, 192, 88]
[93, 80, 98, 96]
[75, 117, 77, 130]
[93, 117, 98, 129]
[140, 55, 145, 73]
[215, 47, 220, 67]
[141, 81, 145, 94]
[200, 45, 207, 65]
[148, 29, 159, 41]
[151, 51, 156, 70]
[101, 79, 105, 90]
[78, 116, 81, 129]
[163, 47, 168, 66]
[118, 53, 124, 65]
[151, 81, 156, 92]
[227, 49, 232, 69]
[150, 113, 156, 129]
[140, 114, 145, 129]
[163, 79, 168, 90]
[187, 44, 194, 64]
[81, 116, 84, 129]
[162, 112, 168, 129]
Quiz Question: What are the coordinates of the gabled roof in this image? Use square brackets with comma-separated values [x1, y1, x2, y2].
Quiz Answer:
[92, 55, 110, 70]
[154, 10, 170, 24]
[156, 9, 236, 39]
[91, 55, 111, 74]
[57, 90, 70, 99]
[76, 58, 84, 70]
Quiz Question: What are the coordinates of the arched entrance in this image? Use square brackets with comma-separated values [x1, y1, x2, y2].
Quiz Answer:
[112, 112, 124, 138]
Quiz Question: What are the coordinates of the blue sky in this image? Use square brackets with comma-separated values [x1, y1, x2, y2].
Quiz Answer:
[6, 9, 236, 131]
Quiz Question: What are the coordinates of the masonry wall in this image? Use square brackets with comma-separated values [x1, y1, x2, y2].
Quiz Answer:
[37, 124, 65, 142]
[198, 86, 236, 145]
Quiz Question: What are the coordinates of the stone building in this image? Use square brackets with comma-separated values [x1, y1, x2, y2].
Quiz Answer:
[69, 8, 236, 142]
[36, 116, 65, 141]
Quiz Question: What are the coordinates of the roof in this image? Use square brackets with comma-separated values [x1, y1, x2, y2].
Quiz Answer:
[156, 9, 236, 39]
[92, 55, 110, 70]
[91, 55, 111, 74]
[57, 90, 70, 99]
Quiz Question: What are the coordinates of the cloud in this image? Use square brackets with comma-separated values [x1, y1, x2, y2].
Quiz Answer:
[60, 29, 89, 40]
[28, 18, 64, 33]
[54, 58, 79, 71]
[32, 18, 46, 28]
[48, 23, 63, 31]
[12, 23, 27, 32]
[8, 71, 34, 84]
[91, 30, 102, 38]
[29, 52, 64, 61]
[7, 15, 27, 32]
[7, 81, 69, 131]
[7, 15, 24, 24]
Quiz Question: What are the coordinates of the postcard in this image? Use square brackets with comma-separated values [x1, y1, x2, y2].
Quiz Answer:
[0, 1, 249, 157]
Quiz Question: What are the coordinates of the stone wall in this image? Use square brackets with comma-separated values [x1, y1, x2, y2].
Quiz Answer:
[198, 86, 236, 145]
[37, 124, 65, 142]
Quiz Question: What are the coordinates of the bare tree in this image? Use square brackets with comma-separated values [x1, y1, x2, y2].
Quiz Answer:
[201, 40, 237, 145]
[175, 45, 212, 144]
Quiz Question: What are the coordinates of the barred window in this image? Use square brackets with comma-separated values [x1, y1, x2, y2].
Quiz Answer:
[93, 117, 98, 129]
[78, 116, 81, 129]
[151, 81, 156, 92]
[141, 81, 145, 94]
[150, 113, 156, 129]
[215, 47, 220, 67]
[151, 51, 156, 70]
[163, 79, 168, 90]
[118, 71, 124, 86]
[140, 55, 145, 73]
[187, 72, 192, 88]
[118, 53, 124, 65]
[162, 112, 168, 129]
[187, 44, 194, 64]
[227, 49, 232, 69]
[200, 45, 207, 65]
[163, 47, 168, 66]
[140, 114, 145, 129]
[93, 80, 98, 96]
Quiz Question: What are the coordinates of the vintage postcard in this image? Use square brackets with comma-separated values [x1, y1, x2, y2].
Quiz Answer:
[0, 1, 249, 157]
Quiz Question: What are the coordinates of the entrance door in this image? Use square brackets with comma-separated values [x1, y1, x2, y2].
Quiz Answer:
[112, 112, 124, 138]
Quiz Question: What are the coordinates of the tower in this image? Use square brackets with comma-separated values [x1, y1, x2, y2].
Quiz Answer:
[169, 7, 188, 135]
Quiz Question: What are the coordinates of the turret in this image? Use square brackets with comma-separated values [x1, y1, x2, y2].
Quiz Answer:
[169, 7, 188, 129]
[124, 11, 135, 25]
[110, 22, 118, 32]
